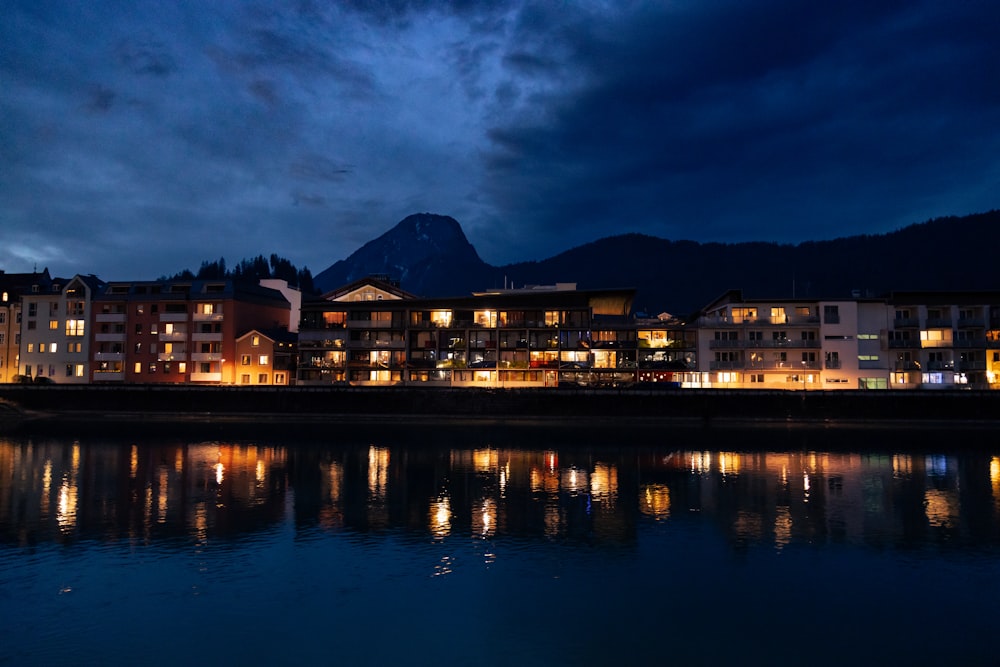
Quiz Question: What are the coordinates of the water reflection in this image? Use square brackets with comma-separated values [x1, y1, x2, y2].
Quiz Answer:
[1, 433, 1000, 553]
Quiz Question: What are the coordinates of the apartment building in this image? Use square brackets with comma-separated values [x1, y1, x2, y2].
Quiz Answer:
[0, 269, 53, 383]
[18, 274, 105, 383]
[883, 291, 1000, 389]
[298, 277, 637, 387]
[92, 279, 290, 384]
[690, 290, 894, 389]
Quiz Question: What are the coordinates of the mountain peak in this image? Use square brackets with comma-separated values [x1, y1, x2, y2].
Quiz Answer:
[313, 213, 490, 295]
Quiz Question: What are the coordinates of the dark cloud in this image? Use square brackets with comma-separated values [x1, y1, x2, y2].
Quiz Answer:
[117, 39, 177, 77]
[1, 0, 997, 279]
[481, 0, 1000, 255]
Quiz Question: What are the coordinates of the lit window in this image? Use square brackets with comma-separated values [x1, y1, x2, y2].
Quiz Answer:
[134, 362, 142, 374]
[49, 343, 57, 353]
[241, 354, 251, 365]
[49, 319, 58, 330]
[65, 319, 85, 337]
[258, 355, 269, 366]
[258, 373, 268, 384]
[251, 335, 260, 347]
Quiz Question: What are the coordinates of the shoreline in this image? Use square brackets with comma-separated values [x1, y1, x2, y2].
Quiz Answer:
[3, 385, 1000, 437]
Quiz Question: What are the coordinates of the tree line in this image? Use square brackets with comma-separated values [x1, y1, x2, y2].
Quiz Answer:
[162, 254, 317, 293]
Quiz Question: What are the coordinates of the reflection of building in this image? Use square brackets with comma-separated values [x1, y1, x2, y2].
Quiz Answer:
[1, 439, 992, 551]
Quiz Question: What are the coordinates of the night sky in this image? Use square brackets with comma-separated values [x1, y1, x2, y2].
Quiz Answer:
[3, 1, 998, 280]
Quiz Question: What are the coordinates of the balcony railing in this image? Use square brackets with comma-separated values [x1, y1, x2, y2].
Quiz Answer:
[957, 317, 985, 328]
[925, 318, 953, 328]
[745, 360, 821, 371]
[953, 338, 987, 348]
[894, 317, 919, 328]
[709, 339, 821, 350]
[893, 361, 921, 371]
[958, 361, 987, 371]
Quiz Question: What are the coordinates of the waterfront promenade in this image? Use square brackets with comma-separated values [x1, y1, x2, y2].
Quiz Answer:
[2, 384, 1000, 436]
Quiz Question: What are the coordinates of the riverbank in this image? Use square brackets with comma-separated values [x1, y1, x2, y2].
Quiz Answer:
[2, 384, 1000, 436]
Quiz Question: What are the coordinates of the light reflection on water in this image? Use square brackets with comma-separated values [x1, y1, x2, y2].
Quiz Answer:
[1, 428, 1000, 665]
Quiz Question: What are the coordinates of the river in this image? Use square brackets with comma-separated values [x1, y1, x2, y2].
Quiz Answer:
[2, 424, 999, 665]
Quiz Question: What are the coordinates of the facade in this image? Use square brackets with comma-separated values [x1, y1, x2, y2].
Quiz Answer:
[0, 269, 53, 383]
[91, 279, 290, 384]
[298, 278, 637, 387]
[689, 290, 1000, 390]
[692, 291, 882, 389]
[235, 328, 297, 385]
[5, 264, 999, 391]
[883, 291, 1000, 389]
[19, 274, 104, 383]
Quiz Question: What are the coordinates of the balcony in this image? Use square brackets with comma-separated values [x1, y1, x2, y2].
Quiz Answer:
[191, 332, 222, 342]
[158, 353, 187, 362]
[190, 352, 222, 362]
[745, 360, 821, 371]
[926, 361, 954, 371]
[925, 318, 953, 328]
[953, 338, 987, 348]
[887, 339, 917, 349]
[158, 332, 187, 341]
[957, 317, 985, 328]
[190, 372, 222, 382]
[159, 313, 188, 322]
[893, 361, 921, 371]
[894, 317, 919, 328]
[709, 361, 745, 370]
[93, 371, 123, 381]
[93, 352, 124, 361]
[193, 312, 224, 322]
[825, 359, 842, 369]
[96, 313, 126, 323]
[347, 319, 393, 328]
[958, 361, 987, 371]
[95, 333, 126, 342]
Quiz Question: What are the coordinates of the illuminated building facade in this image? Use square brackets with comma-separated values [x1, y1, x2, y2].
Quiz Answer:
[691, 289, 1000, 389]
[91, 279, 291, 384]
[0, 269, 52, 383]
[297, 277, 638, 387]
[235, 328, 297, 385]
[19, 274, 104, 383]
[884, 291, 1000, 389]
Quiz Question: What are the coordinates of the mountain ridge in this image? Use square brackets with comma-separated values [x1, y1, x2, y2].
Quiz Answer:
[314, 210, 1000, 315]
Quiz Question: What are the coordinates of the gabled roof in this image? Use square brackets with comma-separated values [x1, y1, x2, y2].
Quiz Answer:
[237, 327, 297, 345]
[0, 269, 52, 302]
[320, 276, 417, 302]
